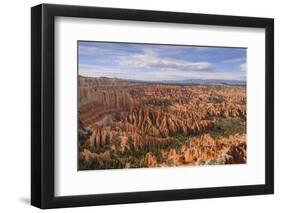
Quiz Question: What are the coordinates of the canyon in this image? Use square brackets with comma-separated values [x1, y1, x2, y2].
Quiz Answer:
[78, 76, 247, 170]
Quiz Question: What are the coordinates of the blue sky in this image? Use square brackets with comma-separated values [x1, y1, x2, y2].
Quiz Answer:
[78, 41, 246, 81]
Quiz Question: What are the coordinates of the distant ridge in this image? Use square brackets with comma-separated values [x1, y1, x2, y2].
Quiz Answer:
[162, 79, 246, 85]
[125, 78, 246, 85]
[79, 75, 246, 85]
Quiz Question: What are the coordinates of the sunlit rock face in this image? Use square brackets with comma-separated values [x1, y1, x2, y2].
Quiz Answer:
[78, 76, 246, 170]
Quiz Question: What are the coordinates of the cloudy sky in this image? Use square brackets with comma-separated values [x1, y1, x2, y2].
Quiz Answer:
[78, 41, 246, 82]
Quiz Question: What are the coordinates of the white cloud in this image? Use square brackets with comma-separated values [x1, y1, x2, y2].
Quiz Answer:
[79, 45, 125, 57]
[79, 45, 99, 55]
[117, 48, 212, 71]
[240, 63, 246, 73]
[79, 46, 246, 82]
[223, 57, 246, 64]
[79, 64, 246, 81]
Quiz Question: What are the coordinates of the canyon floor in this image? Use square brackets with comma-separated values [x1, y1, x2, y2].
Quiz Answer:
[78, 76, 246, 170]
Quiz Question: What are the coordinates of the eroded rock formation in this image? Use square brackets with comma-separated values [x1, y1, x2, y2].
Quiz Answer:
[78, 76, 247, 169]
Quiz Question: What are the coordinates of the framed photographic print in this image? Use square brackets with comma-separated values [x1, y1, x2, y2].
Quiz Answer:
[31, 3, 274, 209]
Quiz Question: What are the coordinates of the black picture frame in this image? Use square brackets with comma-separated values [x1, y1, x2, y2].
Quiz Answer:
[31, 3, 274, 209]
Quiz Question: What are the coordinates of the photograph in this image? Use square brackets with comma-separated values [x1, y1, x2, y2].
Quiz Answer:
[78, 41, 247, 170]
